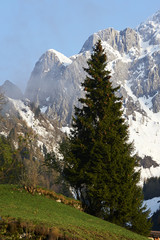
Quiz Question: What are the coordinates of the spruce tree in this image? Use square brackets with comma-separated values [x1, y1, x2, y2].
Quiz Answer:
[62, 40, 151, 235]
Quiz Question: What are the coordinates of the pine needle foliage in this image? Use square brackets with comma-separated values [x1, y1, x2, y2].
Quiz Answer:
[62, 40, 151, 236]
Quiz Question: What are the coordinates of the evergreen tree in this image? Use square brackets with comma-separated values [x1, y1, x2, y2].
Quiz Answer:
[62, 40, 151, 235]
[0, 135, 21, 183]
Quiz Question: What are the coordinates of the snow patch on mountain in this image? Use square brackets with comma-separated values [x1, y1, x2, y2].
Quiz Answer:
[47, 49, 72, 66]
[144, 196, 160, 217]
[61, 126, 71, 135]
[139, 37, 160, 58]
[129, 110, 160, 162]
[102, 40, 133, 63]
[40, 106, 48, 114]
[122, 80, 160, 183]
[10, 98, 54, 138]
[102, 41, 121, 59]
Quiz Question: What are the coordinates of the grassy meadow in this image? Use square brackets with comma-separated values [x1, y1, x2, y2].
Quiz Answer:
[0, 184, 148, 240]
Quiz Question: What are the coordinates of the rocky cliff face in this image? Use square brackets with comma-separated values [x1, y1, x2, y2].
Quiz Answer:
[25, 49, 89, 124]
[21, 10, 160, 182]
[25, 11, 160, 124]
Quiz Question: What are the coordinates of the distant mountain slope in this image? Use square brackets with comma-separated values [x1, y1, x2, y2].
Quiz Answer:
[0, 80, 23, 100]
[0, 97, 63, 153]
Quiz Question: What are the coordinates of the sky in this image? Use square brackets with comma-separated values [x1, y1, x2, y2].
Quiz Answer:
[0, 0, 160, 92]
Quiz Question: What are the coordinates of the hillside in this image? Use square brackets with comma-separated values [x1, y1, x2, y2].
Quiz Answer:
[0, 184, 148, 240]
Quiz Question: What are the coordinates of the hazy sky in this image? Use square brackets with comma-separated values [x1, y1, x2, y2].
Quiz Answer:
[0, 0, 160, 91]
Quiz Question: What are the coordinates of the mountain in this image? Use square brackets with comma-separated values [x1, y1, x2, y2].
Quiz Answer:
[25, 49, 88, 124]
[0, 80, 23, 100]
[0, 10, 158, 185]
[24, 10, 160, 183]
[25, 10, 160, 121]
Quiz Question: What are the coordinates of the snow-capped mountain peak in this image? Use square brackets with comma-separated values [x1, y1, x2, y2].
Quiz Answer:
[47, 49, 72, 66]
[38, 49, 72, 71]
[148, 10, 160, 24]
[137, 10, 160, 45]
[23, 9, 160, 183]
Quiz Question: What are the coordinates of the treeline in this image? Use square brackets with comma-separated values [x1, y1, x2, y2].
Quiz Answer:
[143, 177, 160, 200]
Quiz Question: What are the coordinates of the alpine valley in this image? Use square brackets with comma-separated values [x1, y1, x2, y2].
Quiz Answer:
[1, 10, 160, 196]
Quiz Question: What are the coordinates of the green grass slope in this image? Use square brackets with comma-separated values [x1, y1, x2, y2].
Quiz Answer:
[0, 184, 148, 240]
